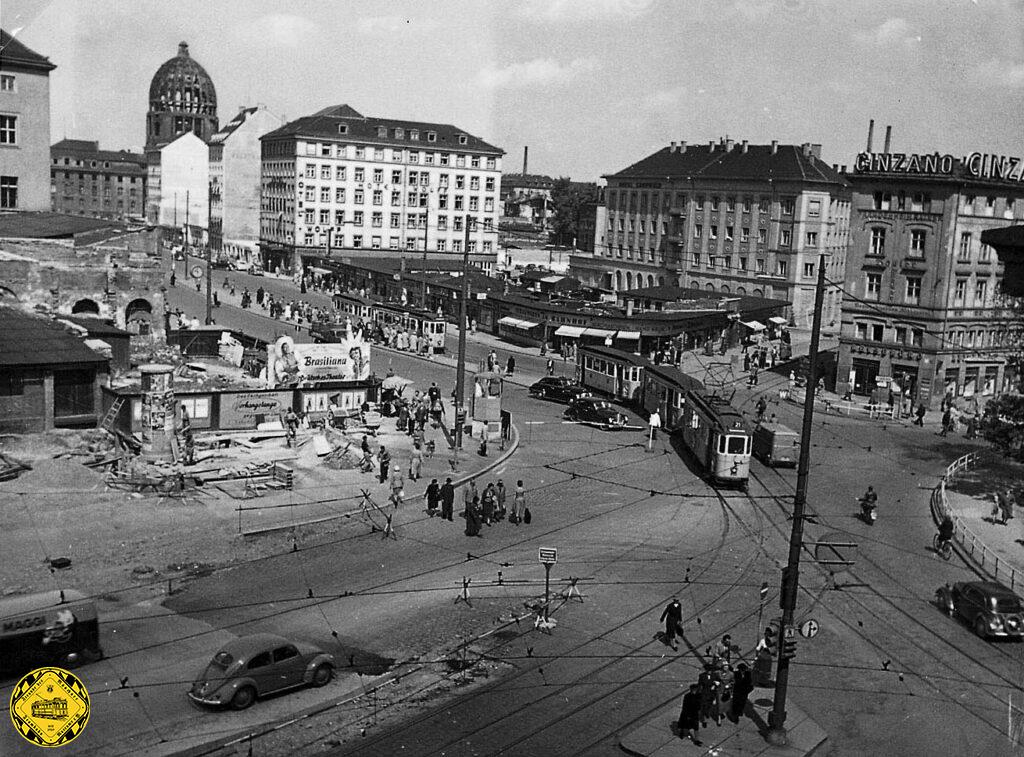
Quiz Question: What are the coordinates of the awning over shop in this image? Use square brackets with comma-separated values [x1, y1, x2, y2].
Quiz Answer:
[581, 327, 615, 338]
[768, 316, 788, 326]
[498, 316, 540, 330]
[306, 266, 332, 275]
[741, 320, 766, 331]
[615, 331, 641, 340]
[554, 325, 585, 338]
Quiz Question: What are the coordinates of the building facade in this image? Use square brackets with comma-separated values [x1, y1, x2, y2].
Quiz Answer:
[146, 131, 209, 243]
[50, 140, 146, 221]
[572, 138, 851, 328]
[209, 106, 283, 266]
[836, 147, 1024, 406]
[145, 42, 218, 150]
[0, 29, 56, 211]
[259, 104, 503, 275]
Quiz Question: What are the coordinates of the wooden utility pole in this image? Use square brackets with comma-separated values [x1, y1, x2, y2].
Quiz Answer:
[768, 252, 826, 745]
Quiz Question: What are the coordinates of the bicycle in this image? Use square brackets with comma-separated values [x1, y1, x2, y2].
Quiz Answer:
[933, 533, 953, 561]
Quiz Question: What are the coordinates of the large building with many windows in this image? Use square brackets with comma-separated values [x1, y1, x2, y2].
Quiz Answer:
[259, 104, 503, 275]
[836, 143, 1024, 407]
[571, 138, 851, 327]
[0, 29, 56, 211]
[50, 140, 146, 221]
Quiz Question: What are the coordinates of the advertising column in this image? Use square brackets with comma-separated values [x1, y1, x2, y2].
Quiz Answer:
[139, 364, 176, 460]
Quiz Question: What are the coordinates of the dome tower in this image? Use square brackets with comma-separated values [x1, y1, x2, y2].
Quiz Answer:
[146, 41, 218, 148]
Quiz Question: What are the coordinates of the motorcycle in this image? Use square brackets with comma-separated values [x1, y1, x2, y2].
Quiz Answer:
[858, 497, 877, 525]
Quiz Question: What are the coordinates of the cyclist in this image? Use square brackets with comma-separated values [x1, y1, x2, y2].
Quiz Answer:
[861, 486, 878, 508]
[937, 515, 954, 548]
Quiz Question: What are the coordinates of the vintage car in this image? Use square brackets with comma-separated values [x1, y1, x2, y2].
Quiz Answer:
[528, 376, 591, 404]
[564, 397, 628, 430]
[188, 633, 334, 710]
[936, 581, 1024, 639]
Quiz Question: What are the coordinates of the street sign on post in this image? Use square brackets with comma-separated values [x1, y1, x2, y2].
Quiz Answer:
[539, 547, 557, 621]
[799, 619, 820, 639]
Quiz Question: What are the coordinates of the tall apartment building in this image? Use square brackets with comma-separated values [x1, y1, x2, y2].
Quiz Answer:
[208, 106, 283, 266]
[0, 29, 56, 211]
[259, 104, 503, 275]
[572, 138, 851, 327]
[50, 140, 146, 221]
[145, 131, 208, 243]
[836, 129, 1024, 406]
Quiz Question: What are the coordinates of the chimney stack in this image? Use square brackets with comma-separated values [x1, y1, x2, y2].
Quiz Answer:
[810, 143, 822, 158]
[725, 138, 735, 152]
[741, 140, 749, 153]
[522, 146, 529, 175]
[708, 140, 716, 152]
[883, 125, 892, 154]
[669, 141, 677, 153]
[866, 119, 875, 152]
[680, 141, 687, 153]
[771, 140, 779, 154]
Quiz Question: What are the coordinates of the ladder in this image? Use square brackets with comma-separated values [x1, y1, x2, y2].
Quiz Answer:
[99, 397, 124, 433]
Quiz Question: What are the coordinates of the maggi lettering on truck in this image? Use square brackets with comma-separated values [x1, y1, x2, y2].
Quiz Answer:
[0, 590, 102, 673]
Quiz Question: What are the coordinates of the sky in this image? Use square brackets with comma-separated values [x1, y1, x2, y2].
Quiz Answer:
[5, 0, 1024, 181]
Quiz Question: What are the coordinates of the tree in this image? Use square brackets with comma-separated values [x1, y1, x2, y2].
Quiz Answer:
[549, 178, 598, 247]
[979, 393, 1024, 461]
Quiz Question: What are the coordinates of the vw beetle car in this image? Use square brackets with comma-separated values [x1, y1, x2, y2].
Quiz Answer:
[528, 376, 591, 404]
[936, 581, 1024, 640]
[564, 397, 628, 430]
[188, 633, 334, 709]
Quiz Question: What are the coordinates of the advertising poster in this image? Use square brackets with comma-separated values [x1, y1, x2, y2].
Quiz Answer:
[266, 335, 371, 388]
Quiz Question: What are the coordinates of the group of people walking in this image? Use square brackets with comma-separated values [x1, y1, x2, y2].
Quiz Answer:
[460, 479, 528, 536]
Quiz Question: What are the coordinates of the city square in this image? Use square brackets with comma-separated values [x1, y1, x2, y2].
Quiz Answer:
[3, 2, 1024, 756]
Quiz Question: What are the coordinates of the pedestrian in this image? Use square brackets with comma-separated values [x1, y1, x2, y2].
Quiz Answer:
[361, 434, 371, 457]
[511, 479, 526, 524]
[495, 479, 507, 521]
[729, 663, 753, 723]
[677, 684, 702, 745]
[506, 355, 516, 377]
[547, 358, 554, 376]
[377, 445, 390, 484]
[914, 403, 926, 427]
[440, 477, 455, 521]
[755, 396, 767, 424]
[648, 408, 662, 441]
[465, 494, 483, 537]
[754, 627, 775, 687]
[463, 479, 478, 518]
[1000, 488, 1015, 524]
[389, 468, 405, 508]
[169, 270, 176, 287]
[940, 408, 952, 437]
[424, 478, 441, 516]
[714, 634, 733, 666]
[409, 443, 423, 481]
[659, 598, 683, 650]
[965, 414, 978, 440]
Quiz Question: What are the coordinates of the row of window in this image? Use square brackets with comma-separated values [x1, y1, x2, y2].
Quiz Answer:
[52, 171, 142, 183]
[297, 232, 494, 254]
[299, 184, 495, 212]
[300, 164, 496, 191]
[854, 322, 925, 346]
[299, 208, 495, 232]
[54, 184, 139, 197]
[607, 189, 824, 218]
[866, 227, 993, 261]
[863, 272, 998, 307]
[285, 140, 499, 170]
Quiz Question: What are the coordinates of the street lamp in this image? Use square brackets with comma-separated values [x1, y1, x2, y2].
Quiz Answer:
[454, 216, 477, 451]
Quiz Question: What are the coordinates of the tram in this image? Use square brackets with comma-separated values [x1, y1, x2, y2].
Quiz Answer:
[331, 292, 375, 322]
[677, 390, 752, 488]
[577, 345, 647, 404]
[371, 302, 447, 352]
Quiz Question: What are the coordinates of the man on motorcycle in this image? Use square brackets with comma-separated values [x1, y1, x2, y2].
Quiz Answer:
[860, 486, 878, 522]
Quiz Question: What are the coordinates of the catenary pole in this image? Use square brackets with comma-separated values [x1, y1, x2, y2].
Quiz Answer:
[454, 217, 473, 450]
[767, 252, 826, 745]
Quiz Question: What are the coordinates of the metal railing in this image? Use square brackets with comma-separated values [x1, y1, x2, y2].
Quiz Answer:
[930, 451, 1022, 593]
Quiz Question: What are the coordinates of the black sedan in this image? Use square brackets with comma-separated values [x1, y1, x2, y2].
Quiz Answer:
[936, 581, 1024, 639]
[564, 397, 628, 430]
[528, 376, 591, 403]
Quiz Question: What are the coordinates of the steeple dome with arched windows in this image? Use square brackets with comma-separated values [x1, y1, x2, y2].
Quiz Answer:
[146, 41, 218, 148]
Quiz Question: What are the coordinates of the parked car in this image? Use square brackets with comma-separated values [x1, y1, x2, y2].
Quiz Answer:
[936, 581, 1024, 639]
[310, 321, 349, 343]
[188, 633, 335, 710]
[564, 397, 628, 430]
[529, 376, 591, 403]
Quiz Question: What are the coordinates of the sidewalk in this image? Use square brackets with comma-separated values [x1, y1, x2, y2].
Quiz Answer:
[620, 690, 828, 757]
[942, 460, 1024, 596]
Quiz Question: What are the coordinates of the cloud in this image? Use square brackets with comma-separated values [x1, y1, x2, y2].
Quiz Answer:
[475, 58, 599, 89]
[237, 14, 319, 48]
[516, 0, 655, 22]
[356, 15, 440, 35]
[854, 17, 921, 48]
[972, 59, 1024, 88]
[638, 85, 688, 112]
